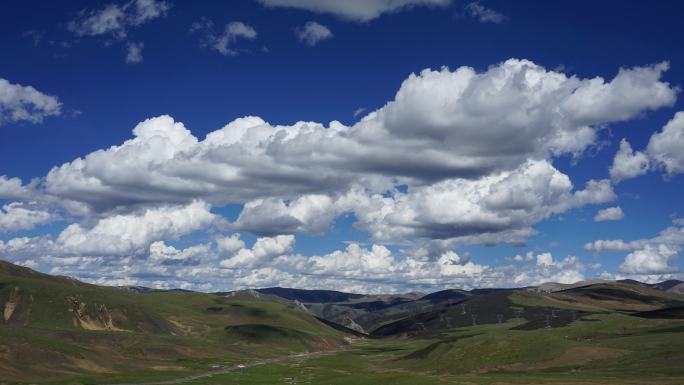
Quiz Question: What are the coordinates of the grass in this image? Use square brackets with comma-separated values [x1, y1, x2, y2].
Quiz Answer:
[3, 261, 684, 385]
[0, 262, 351, 384]
[168, 314, 684, 385]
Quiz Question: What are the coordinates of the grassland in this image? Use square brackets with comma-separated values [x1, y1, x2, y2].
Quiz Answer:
[2, 260, 684, 385]
[166, 313, 684, 385]
[0, 261, 350, 384]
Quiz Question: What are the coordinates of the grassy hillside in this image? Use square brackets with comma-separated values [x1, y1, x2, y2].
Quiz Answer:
[0, 261, 352, 384]
[3, 260, 684, 385]
[256, 287, 424, 334]
[134, 311, 684, 385]
[389, 312, 684, 382]
[368, 283, 684, 337]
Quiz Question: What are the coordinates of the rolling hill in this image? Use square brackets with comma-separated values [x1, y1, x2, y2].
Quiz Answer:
[2, 259, 684, 385]
[0, 260, 354, 384]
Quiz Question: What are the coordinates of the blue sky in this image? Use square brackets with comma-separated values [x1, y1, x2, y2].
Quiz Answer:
[1, 0, 684, 293]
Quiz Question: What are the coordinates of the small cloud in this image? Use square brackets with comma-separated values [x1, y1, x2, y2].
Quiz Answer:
[191, 18, 257, 56]
[536, 252, 553, 267]
[257, 0, 452, 23]
[594, 206, 625, 222]
[506, 251, 535, 263]
[554, 64, 571, 73]
[295, 21, 333, 46]
[353, 107, 366, 118]
[67, 0, 169, 63]
[125, 41, 144, 63]
[464, 2, 506, 24]
[0, 78, 62, 125]
[68, 0, 170, 39]
[22, 30, 43, 46]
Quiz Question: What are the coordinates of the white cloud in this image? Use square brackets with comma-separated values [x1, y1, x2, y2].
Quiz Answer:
[233, 194, 338, 235]
[605, 112, 684, 183]
[0, 78, 62, 125]
[620, 244, 679, 275]
[257, 0, 451, 22]
[274, 246, 586, 290]
[216, 234, 246, 255]
[67, 0, 168, 63]
[126, 41, 144, 63]
[275, 244, 493, 288]
[349, 160, 615, 248]
[148, 241, 214, 263]
[68, 0, 170, 38]
[0, 202, 56, 233]
[609, 139, 650, 182]
[513, 254, 586, 285]
[587, 221, 684, 277]
[0, 236, 57, 263]
[1, 59, 679, 291]
[191, 19, 257, 56]
[296, 21, 333, 46]
[558, 62, 675, 125]
[1, 230, 595, 292]
[0, 176, 36, 200]
[21, 60, 664, 255]
[35, 60, 668, 232]
[284, 243, 395, 277]
[220, 235, 295, 269]
[536, 252, 553, 266]
[56, 201, 216, 256]
[647, 111, 684, 176]
[464, 2, 506, 24]
[585, 239, 635, 253]
[507, 252, 534, 262]
[594, 206, 624, 222]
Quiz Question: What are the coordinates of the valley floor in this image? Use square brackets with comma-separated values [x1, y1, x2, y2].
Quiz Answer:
[19, 313, 684, 385]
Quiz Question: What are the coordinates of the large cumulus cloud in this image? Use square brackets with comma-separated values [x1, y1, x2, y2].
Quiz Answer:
[1, 58, 680, 291]
[40, 60, 675, 216]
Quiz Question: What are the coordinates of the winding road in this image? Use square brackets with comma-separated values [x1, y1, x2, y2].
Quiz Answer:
[98, 350, 337, 385]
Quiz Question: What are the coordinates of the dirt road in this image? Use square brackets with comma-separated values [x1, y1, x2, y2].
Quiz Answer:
[98, 350, 336, 385]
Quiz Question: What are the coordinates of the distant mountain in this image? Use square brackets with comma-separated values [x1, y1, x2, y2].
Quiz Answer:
[419, 289, 470, 301]
[253, 280, 684, 336]
[650, 279, 684, 291]
[116, 285, 154, 292]
[256, 287, 365, 303]
[617, 278, 684, 291]
[370, 282, 684, 337]
[532, 279, 613, 293]
[668, 282, 684, 295]
[253, 287, 424, 334]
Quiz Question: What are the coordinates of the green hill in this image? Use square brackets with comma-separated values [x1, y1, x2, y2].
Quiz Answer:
[0, 260, 353, 384]
[3, 260, 684, 385]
